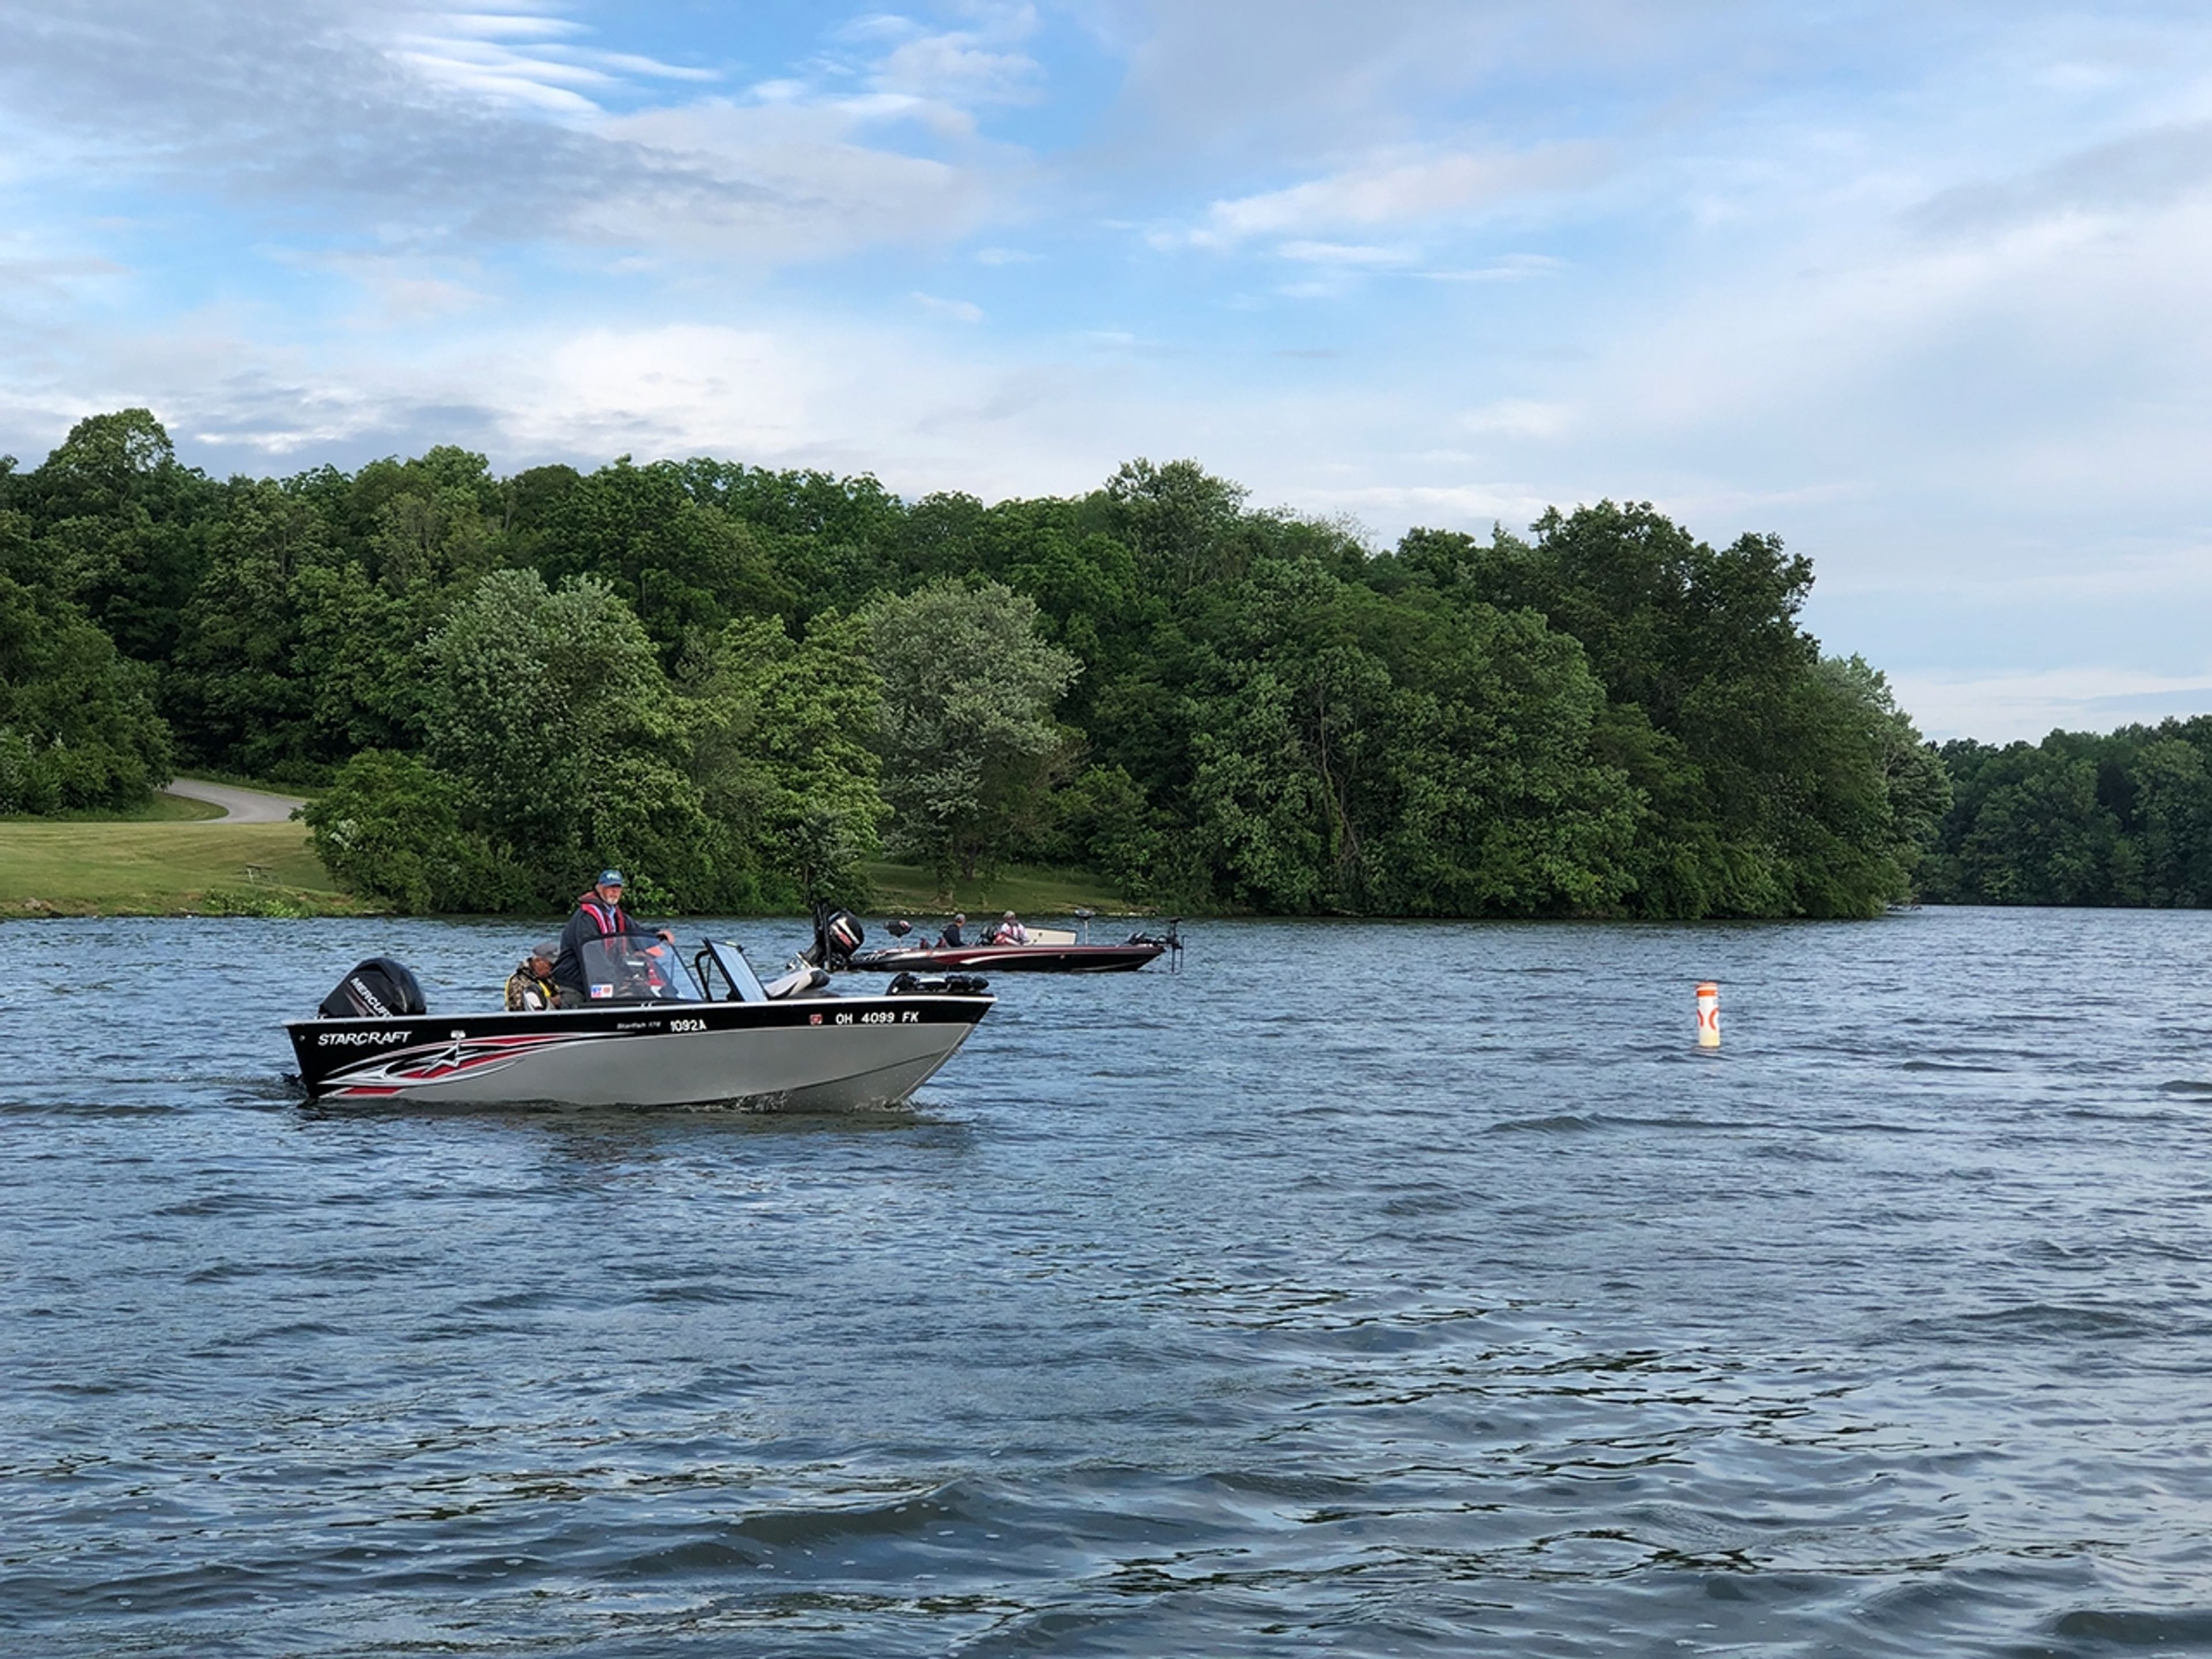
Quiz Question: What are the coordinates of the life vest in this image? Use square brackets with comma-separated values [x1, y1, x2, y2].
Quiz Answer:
[507, 967, 559, 1011]
[575, 894, 635, 937]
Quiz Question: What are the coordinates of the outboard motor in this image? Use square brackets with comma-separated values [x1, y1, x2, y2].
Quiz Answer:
[318, 957, 427, 1020]
[806, 905, 866, 969]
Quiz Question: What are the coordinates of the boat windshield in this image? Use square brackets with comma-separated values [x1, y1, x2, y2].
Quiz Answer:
[576, 935, 700, 1004]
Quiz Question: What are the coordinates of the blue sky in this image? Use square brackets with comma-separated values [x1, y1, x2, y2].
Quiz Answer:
[4, 1, 2211, 739]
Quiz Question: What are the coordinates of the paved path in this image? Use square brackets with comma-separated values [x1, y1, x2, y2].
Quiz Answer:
[161, 778, 307, 824]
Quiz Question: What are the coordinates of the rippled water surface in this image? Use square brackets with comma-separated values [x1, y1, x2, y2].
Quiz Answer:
[6, 910, 2212, 1657]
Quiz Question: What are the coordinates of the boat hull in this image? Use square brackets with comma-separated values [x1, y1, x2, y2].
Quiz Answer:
[286, 994, 991, 1109]
[846, 942, 1166, 974]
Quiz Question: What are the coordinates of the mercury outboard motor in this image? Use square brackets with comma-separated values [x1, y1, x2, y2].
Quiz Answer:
[318, 957, 427, 1020]
[805, 906, 866, 969]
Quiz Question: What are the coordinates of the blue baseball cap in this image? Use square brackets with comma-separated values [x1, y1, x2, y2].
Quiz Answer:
[597, 868, 625, 887]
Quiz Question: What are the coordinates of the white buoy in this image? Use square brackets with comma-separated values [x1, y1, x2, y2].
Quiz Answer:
[1696, 981, 1721, 1048]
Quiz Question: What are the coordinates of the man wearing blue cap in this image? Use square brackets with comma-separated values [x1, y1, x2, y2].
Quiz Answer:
[551, 869, 675, 1007]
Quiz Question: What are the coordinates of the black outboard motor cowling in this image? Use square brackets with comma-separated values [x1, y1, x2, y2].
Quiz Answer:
[805, 906, 866, 968]
[823, 909, 864, 957]
[319, 957, 427, 1020]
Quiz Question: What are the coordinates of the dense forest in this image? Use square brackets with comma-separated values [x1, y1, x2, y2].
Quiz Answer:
[1922, 724, 2212, 907]
[0, 407, 1964, 918]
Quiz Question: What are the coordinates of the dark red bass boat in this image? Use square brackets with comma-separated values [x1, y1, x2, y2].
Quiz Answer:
[808, 908, 1181, 976]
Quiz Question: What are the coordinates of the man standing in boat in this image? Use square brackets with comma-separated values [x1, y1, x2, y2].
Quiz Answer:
[938, 912, 967, 948]
[552, 869, 675, 1007]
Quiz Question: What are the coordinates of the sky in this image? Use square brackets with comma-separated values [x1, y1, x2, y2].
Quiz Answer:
[2, 1, 2210, 740]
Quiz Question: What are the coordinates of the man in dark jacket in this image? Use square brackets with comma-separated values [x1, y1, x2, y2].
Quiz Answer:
[552, 869, 675, 1006]
[938, 912, 967, 948]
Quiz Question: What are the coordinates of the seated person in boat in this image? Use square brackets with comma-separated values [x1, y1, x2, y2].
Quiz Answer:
[988, 910, 1028, 944]
[505, 942, 561, 1012]
[938, 912, 967, 948]
[552, 869, 676, 1007]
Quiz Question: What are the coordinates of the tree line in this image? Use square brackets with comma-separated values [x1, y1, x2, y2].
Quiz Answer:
[1921, 723, 2212, 907]
[0, 407, 1958, 918]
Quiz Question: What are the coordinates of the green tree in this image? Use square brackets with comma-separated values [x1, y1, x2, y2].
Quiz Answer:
[1187, 560, 1639, 914]
[678, 611, 888, 904]
[303, 749, 526, 914]
[421, 567, 718, 905]
[531, 459, 791, 661]
[164, 480, 337, 778]
[1823, 654, 1951, 899]
[1100, 458, 1251, 595]
[20, 409, 214, 664]
[0, 574, 172, 813]
[863, 578, 1080, 880]
[1037, 764, 1168, 900]
[2133, 737, 2212, 906]
[1957, 753, 2132, 906]
[1377, 503, 1918, 916]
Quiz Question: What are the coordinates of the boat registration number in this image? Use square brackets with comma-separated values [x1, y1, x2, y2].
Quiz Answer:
[839, 1010, 920, 1025]
[668, 1018, 707, 1033]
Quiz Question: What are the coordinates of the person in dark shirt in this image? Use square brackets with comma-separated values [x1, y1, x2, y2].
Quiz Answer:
[552, 869, 675, 1006]
[938, 912, 967, 948]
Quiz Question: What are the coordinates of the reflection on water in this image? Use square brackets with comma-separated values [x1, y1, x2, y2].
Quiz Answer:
[5, 909, 2212, 1656]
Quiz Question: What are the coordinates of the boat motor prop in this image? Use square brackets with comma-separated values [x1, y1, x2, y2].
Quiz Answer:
[318, 957, 427, 1019]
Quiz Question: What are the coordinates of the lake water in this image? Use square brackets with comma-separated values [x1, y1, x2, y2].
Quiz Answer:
[5, 910, 2211, 1657]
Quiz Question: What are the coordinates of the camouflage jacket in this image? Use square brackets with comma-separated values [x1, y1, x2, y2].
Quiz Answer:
[505, 965, 559, 1012]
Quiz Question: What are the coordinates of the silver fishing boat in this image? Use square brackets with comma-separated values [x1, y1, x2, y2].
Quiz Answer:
[286, 938, 993, 1109]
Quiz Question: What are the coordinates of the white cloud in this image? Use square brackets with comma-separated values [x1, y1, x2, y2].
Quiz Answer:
[912, 290, 985, 322]
[0, 2, 1026, 267]
[1185, 145, 1604, 247]
[1459, 400, 1571, 440]
[1275, 240, 1416, 266]
[382, 6, 720, 114]
[1420, 253, 1563, 282]
[586, 99, 1005, 260]
[876, 28, 1042, 107]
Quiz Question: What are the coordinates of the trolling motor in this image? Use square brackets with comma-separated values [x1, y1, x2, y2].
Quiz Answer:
[886, 919, 913, 939]
[1126, 918, 1183, 974]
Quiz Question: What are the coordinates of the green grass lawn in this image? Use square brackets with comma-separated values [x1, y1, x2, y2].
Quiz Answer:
[1, 791, 225, 824]
[0, 820, 364, 917]
[0, 820, 1145, 923]
[861, 861, 1148, 919]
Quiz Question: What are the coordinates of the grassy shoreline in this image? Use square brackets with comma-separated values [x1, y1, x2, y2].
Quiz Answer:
[0, 812, 1141, 921]
[0, 821, 364, 918]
